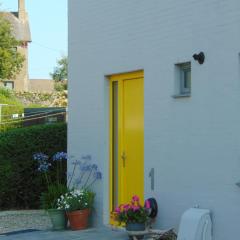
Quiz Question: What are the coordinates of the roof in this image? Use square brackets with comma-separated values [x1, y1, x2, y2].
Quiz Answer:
[0, 12, 31, 42]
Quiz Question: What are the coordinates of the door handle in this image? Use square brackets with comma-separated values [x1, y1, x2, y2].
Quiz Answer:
[121, 151, 126, 167]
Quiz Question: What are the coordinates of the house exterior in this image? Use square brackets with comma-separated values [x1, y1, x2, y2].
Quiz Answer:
[28, 79, 55, 93]
[68, 1, 240, 239]
[0, 0, 31, 91]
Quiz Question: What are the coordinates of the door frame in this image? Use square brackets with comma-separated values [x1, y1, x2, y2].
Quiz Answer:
[108, 70, 144, 223]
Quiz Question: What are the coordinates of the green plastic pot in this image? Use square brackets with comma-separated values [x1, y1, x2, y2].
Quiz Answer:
[126, 222, 145, 240]
[48, 209, 67, 230]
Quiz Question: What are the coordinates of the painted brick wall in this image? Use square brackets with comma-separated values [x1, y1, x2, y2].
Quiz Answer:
[68, 1, 240, 239]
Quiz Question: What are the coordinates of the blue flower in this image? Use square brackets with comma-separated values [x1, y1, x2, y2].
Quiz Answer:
[33, 152, 52, 173]
[38, 162, 51, 173]
[53, 152, 67, 161]
[33, 153, 49, 162]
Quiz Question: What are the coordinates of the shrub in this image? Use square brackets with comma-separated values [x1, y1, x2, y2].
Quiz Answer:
[0, 123, 67, 209]
[0, 87, 24, 132]
[54, 81, 67, 92]
[0, 87, 13, 98]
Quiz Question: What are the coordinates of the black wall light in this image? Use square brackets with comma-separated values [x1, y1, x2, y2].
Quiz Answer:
[193, 52, 205, 64]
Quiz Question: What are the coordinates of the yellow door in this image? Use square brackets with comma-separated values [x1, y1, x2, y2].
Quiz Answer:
[109, 71, 144, 223]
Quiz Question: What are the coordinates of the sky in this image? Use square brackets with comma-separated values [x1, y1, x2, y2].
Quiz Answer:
[1, 0, 67, 79]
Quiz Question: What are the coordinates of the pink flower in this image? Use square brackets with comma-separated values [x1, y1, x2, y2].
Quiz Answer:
[115, 207, 121, 213]
[123, 204, 131, 211]
[131, 205, 140, 211]
[145, 200, 150, 209]
[132, 195, 140, 202]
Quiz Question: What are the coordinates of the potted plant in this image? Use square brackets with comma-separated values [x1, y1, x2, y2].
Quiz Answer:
[57, 189, 94, 230]
[41, 184, 68, 230]
[34, 152, 68, 230]
[114, 195, 150, 240]
[57, 157, 102, 230]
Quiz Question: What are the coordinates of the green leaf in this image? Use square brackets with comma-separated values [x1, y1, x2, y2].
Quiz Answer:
[0, 16, 25, 81]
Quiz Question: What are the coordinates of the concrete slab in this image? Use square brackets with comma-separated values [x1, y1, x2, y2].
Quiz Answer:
[0, 227, 128, 240]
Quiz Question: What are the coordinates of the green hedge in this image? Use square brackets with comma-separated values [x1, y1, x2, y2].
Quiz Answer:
[0, 123, 67, 209]
[0, 87, 24, 132]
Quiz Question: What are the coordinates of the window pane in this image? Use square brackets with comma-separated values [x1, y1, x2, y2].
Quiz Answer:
[4, 82, 14, 90]
[184, 70, 191, 89]
[179, 63, 191, 94]
[112, 82, 118, 209]
[175, 62, 191, 96]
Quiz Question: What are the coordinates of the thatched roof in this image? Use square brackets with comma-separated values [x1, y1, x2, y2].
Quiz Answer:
[0, 12, 31, 42]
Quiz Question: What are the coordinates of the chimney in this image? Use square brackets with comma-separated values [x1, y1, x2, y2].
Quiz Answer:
[18, 0, 26, 20]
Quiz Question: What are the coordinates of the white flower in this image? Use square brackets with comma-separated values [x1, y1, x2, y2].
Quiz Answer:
[65, 204, 70, 209]
[74, 189, 82, 196]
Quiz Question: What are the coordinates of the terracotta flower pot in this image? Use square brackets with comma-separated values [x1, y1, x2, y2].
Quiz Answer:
[67, 209, 90, 230]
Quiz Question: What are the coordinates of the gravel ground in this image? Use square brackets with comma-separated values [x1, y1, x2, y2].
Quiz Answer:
[0, 210, 52, 234]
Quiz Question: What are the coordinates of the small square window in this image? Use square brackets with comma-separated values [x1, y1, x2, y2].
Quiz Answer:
[4, 81, 14, 90]
[174, 62, 191, 98]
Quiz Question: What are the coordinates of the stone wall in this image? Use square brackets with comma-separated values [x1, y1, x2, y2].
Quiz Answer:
[29, 79, 55, 93]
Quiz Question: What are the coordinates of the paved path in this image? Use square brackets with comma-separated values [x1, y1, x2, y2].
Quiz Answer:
[0, 227, 128, 240]
[0, 210, 51, 234]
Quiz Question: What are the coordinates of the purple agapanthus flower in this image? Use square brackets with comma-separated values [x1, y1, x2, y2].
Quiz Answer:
[38, 162, 52, 173]
[33, 152, 49, 162]
[53, 152, 68, 161]
[33, 152, 52, 173]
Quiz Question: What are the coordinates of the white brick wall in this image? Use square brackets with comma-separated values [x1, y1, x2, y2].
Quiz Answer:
[68, 1, 240, 239]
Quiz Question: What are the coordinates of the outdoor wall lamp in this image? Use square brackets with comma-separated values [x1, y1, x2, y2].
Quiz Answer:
[193, 52, 205, 64]
[236, 181, 240, 188]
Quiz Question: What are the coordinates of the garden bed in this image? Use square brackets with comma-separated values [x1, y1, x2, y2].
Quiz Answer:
[0, 210, 52, 234]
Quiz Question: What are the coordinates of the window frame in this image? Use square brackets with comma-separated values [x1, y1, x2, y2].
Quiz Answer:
[3, 81, 14, 90]
[180, 64, 191, 94]
[173, 62, 191, 98]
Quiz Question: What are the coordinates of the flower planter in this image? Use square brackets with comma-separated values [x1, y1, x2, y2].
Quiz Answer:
[48, 209, 67, 230]
[67, 209, 90, 230]
[126, 222, 145, 240]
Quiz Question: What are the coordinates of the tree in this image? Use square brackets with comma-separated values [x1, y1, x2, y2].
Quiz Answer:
[50, 56, 68, 91]
[50, 56, 68, 82]
[0, 16, 25, 81]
